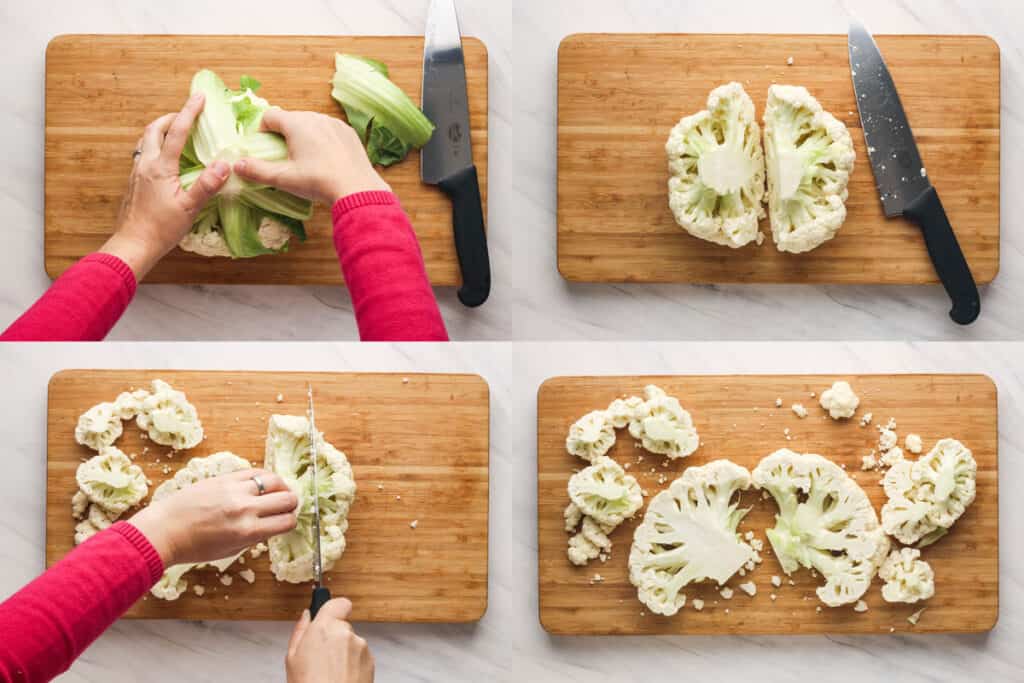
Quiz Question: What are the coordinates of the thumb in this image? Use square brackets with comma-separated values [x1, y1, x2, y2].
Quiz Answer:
[287, 609, 311, 657]
[234, 158, 292, 190]
[184, 161, 230, 214]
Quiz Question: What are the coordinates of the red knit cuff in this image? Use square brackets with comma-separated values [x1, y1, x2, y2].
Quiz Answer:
[83, 253, 138, 294]
[332, 190, 399, 222]
[112, 522, 165, 583]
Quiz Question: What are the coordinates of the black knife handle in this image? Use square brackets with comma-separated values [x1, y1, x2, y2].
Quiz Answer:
[437, 165, 491, 308]
[903, 186, 981, 325]
[310, 585, 331, 619]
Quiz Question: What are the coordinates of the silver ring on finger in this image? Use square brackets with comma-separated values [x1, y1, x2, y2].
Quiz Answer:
[132, 149, 142, 161]
[251, 475, 266, 496]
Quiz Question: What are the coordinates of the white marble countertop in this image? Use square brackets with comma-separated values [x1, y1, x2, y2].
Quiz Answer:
[1, 0, 1021, 340]
[0, 341, 1020, 681]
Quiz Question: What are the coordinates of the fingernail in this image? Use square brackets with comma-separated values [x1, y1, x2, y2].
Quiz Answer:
[190, 92, 203, 103]
[212, 161, 229, 177]
[234, 160, 247, 173]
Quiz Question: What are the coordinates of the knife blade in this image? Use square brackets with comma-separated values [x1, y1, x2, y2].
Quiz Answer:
[848, 22, 981, 325]
[307, 383, 330, 618]
[422, 0, 491, 308]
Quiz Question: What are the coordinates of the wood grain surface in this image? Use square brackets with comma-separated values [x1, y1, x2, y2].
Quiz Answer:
[557, 34, 1000, 284]
[538, 374, 998, 635]
[44, 34, 488, 285]
[47, 370, 489, 622]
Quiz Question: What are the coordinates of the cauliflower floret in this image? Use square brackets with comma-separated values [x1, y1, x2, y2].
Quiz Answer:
[564, 501, 583, 532]
[878, 428, 898, 452]
[879, 446, 904, 468]
[136, 380, 204, 450]
[628, 460, 757, 616]
[74, 402, 124, 451]
[71, 490, 89, 521]
[568, 516, 614, 566]
[666, 82, 767, 248]
[565, 410, 616, 462]
[75, 447, 148, 516]
[73, 503, 120, 545]
[150, 563, 195, 601]
[607, 396, 643, 429]
[113, 389, 150, 420]
[763, 85, 855, 253]
[264, 415, 357, 584]
[628, 385, 699, 459]
[753, 450, 890, 607]
[905, 434, 924, 455]
[819, 381, 860, 420]
[567, 455, 643, 527]
[879, 547, 935, 604]
[881, 438, 977, 546]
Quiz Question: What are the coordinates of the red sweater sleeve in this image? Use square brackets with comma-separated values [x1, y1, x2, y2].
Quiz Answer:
[1, 254, 136, 342]
[0, 523, 163, 683]
[333, 191, 449, 341]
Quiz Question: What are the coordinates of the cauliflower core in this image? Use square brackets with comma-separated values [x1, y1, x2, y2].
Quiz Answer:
[136, 380, 204, 450]
[763, 85, 855, 253]
[819, 381, 860, 420]
[627, 385, 699, 459]
[264, 415, 357, 584]
[753, 450, 889, 607]
[666, 82, 767, 248]
[628, 460, 757, 616]
[565, 410, 617, 463]
[881, 438, 977, 547]
[75, 447, 149, 516]
[879, 547, 935, 604]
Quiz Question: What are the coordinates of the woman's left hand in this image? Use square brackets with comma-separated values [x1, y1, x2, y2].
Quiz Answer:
[100, 92, 231, 280]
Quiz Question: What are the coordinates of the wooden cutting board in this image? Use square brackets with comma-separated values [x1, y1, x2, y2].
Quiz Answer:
[538, 374, 998, 635]
[557, 34, 1000, 284]
[46, 370, 489, 622]
[44, 35, 488, 285]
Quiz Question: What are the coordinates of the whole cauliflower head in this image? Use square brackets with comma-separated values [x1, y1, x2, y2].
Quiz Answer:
[819, 380, 860, 420]
[753, 450, 889, 607]
[628, 460, 757, 616]
[265, 415, 357, 584]
[879, 547, 935, 604]
[881, 438, 977, 546]
[136, 380, 204, 450]
[567, 455, 643, 527]
[666, 82, 767, 248]
[628, 385, 699, 459]
[75, 447, 149, 516]
[565, 410, 617, 462]
[607, 396, 643, 429]
[74, 402, 124, 451]
[764, 85, 855, 254]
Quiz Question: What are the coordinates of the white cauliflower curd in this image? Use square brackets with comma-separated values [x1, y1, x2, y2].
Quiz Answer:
[666, 82, 767, 248]
[753, 450, 889, 607]
[75, 447, 149, 516]
[881, 438, 977, 547]
[565, 410, 617, 462]
[627, 385, 699, 459]
[74, 402, 124, 451]
[567, 456, 643, 528]
[628, 460, 757, 616]
[763, 85, 855, 253]
[819, 380, 860, 420]
[879, 547, 935, 604]
[136, 380, 204, 450]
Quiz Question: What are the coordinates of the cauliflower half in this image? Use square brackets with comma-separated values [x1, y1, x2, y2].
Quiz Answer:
[568, 455, 643, 528]
[75, 447, 149, 516]
[74, 403, 124, 451]
[753, 450, 889, 607]
[565, 410, 616, 463]
[627, 385, 699, 459]
[628, 460, 757, 616]
[666, 82, 767, 248]
[135, 379, 204, 450]
[264, 415, 357, 584]
[879, 547, 935, 604]
[881, 438, 977, 546]
[764, 85, 855, 254]
[819, 380, 860, 420]
[149, 451, 252, 600]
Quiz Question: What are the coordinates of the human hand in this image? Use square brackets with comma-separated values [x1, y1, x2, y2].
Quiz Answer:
[100, 93, 231, 279]
[129, 468, 298, 567]
[286, 599, 375, 683]
[233, 109, 390, 207]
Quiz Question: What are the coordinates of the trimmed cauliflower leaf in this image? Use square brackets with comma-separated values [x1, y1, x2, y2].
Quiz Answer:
[567, 456, 643, 527]
[819, 380, 860, 420]
[881, 438, 977, 546]
[753, 450, 889, 607]
[764, 85, 855, 253]
[136, 380, 204, 450]
[264, 415, 357, 584]
[628, 460, 757, 616]
[627, 385, 699, 459]
[879, 547, 934, 604]
[666, 82, 767, 248]
[75, 447, 149, 516]
[75, 402, 124, 451]
[565, 410, 616, 463]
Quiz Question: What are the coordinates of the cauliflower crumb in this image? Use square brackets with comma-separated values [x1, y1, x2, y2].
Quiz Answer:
[860, 412, 874, 427]
[396, 495, 401, 501]
[878, 427, 898, 452]
[879, 446, 904, 468]
[786, 56, 794, 65]
[775, 398, 783, 407]
[692, 598, 705, 611]
[770, 593, 777, 601]
[220, 575, 233, 587]
[225, 595, 230, 601]
[791, 403, 808, 418]
[771, 575, 782, 588]
[861, 453, 878, 471]
[590, 573, 604, 584]
[377, 484, 384, 490]
[854, 600, 869, 613]
[920, 167, 927, 178]
[905, 433, 923, 454]
[238, 569, 255, 584]
[738, 581, 757, 597]
[750, 538, 764, 552]
[402, 377, 410, 384]
[907, 607, 927, 625]
[275, 393, 284, 403]
[720, 587, 734, 600]
[193, 585, 205, 597]
[409, 519, 419, 529]
[250, 543, 268, 559]
[816, 606, 822, 613]
[744, 530, 754, 541]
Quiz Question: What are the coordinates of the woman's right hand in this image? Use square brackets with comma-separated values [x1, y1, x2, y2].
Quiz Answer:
[129, 468, 298, 567]
[286, 598, 374, 683]
[233, 109, 391, 207]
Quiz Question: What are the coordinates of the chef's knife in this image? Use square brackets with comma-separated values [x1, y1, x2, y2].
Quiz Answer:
[307, 383, 330, 618]
[848, 22, 980, 325]
[422, 0, 491, 308]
